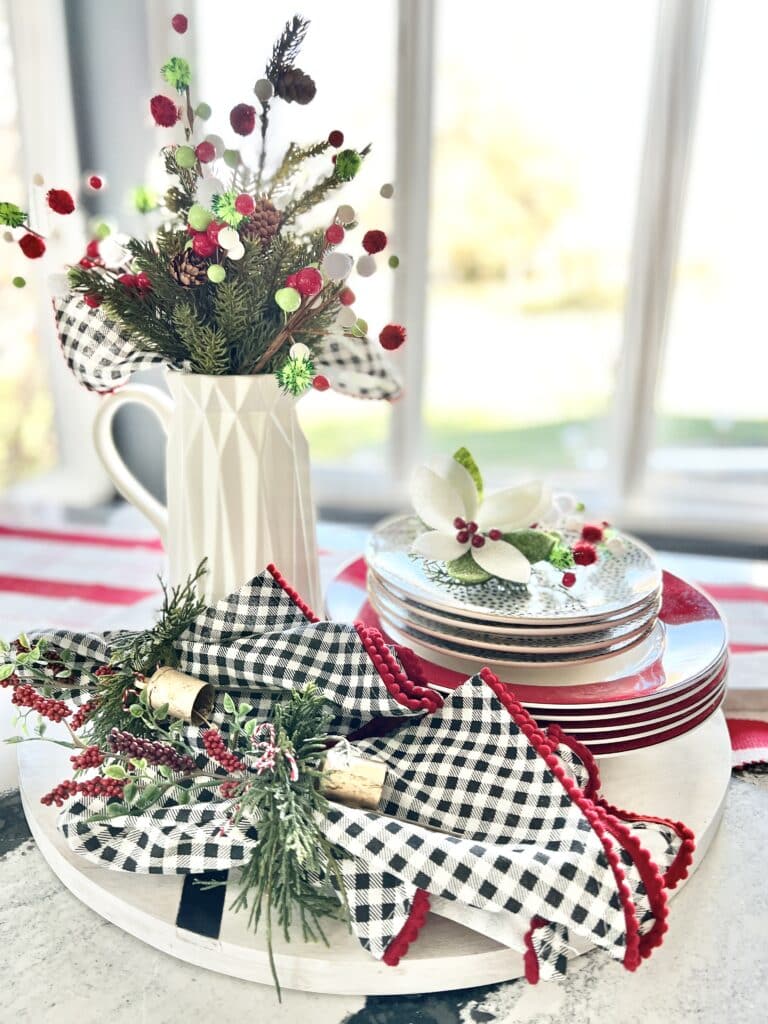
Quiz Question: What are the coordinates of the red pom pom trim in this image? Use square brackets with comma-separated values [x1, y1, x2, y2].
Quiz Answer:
[328, 130, 344, 148]
[229, 103, 256, 137]
[382, 889, 430, 966]
[354, 623, 443, 713]
[19, 233, 45, 259]
[47, 189, 75, 215]
[379, 323, 406, 351]
[150, 95, 180, 127]
[265, 564, 320, 623]
[362, 229, 387, 254]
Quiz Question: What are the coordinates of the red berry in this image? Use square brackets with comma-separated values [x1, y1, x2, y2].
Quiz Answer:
[88, 175, 103, 190]
[118, 273, 137, 288]
[488, 528, 502, 541]
[18, 233, 45, 259]
[295, 266, 323, 297]
[285, 273, 299, 288]
[135, 272, 152, 292]
[328, 130, 344, 148]
[339, 287, 355, 306]
[325, 223, 344, 245]
[581, 523, 604, 543]
[572, 541, 598, 566]
[379, 323, 406, 350]
[86, 239, 100, 259]
[150, 95, 180, 127]
[312, 374, 330, 391]
[466, 521, 478, 534]
[471, 534, 485, 548]
[206, 220, 225, 243]
[234, 193, 255, 216]
[47, 188, 75, 215]
[362, 229, 387, 254]
[195, 141, 216, 164]
[84, 294, 101, 308]
[229, 103, 256, 136]
[79, 257, 94, 269]
[562, 572, 577, 588]
[456, 530, 470, 544]
[192, 233, 217, 257]
[453, 516, 467, 529]
[171, 13, 188, 33]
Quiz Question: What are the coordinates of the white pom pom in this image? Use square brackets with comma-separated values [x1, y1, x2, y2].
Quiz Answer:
[379, 183, 394, 199]
[322, 251, 354, 281]
[338, 307, 357, 329]
[254, 78, 274, 102]
[356, 254, 377, 277]
[195, 177, 225, 206]
[2, 230, 14, 243]
[32, 173, 45, 187]
[218, 227, 239, 250]
[290, 342, 311, 360]
[204, 134, 225, 156]
[226, 240, 245, 261]
[336, 204, 356, 225]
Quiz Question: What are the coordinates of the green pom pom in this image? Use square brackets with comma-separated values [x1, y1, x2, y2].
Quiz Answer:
[131, 186, 158, 214]
[161, 56, 192, 92]
[445, 551, 492, 585]
[0, 202, 26, 228]
[548, 543, 576, 571]
[11, 276, 26, 288]
[350, 318, 368, 337]
[95, 221, 112, 240]
[502, 529, 555, 565]
[277, 355, 315, 396]
[388, 254, 400, 269]
[188, 204, 213, 231]
[275, 287, 301, 313]
[223, 149, 240, 169]
[175, 145, 196, 169]
[334, 149, 362, 182]
[211, 190, 244, 226]
[452, 447, 483, 501]
[195, 101, 212, 120]
[207, 264, 226, 284]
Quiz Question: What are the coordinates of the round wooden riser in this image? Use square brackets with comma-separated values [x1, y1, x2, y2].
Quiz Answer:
[18, 712, 731, 996]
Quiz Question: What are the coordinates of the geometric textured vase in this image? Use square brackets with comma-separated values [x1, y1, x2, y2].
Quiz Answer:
[92, 372, 322, 608]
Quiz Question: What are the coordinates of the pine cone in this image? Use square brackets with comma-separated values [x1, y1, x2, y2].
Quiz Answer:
[169, 250, 208, 287]
[242, 196, 281, 245]
[274, 67, 316, 105]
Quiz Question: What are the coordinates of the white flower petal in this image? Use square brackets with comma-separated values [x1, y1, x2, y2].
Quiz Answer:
[477, 481, 549, 532]
[412, 530, 470, 562]
[533, 483, 554, 522]
[472, 539, 532, 584]
[410, 466, 463, 532]
[429, 455, 478, 520]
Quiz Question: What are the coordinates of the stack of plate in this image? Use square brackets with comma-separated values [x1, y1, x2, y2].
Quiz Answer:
[365, 515, 663, 667]
[324, 515, 729, 757]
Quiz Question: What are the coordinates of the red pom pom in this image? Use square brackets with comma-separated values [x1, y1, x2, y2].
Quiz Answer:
[84, 294, 101, 308]
[195, 141, 216, 164]
[192, 233, 217, 257]
[229, 103, 256, 136]
[379, 323, 406, 350]
[79, 257, 94, 269]
[135, 272, 152, 292]
[312, 374, 330, 391]
[234, 193, 255, 216]
[18, 233, 45, 259]
[572, 541, 598, 566]
[86, 239, 101, 259]
[362, 229, 387, 254]
[325, 223, 344, 245]
[171, 13, 188, 33]
[581, 523, 604, 543]
[328, 130, 344, 148]
[88, 175, 103, 190]
[295, 267, 323, 297]
[562, 571, 577, 588]
[118, 273, 137, 288]
[339, 287, 355, 306]
[206, 221, 226, 243]
[150, 95, 180, 127]
[47, 189, 75, 215]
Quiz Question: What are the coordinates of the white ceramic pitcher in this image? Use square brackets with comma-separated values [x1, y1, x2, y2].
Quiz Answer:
[93, 371, 323, 608]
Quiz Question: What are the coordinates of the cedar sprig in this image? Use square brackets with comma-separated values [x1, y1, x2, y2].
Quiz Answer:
[267, 139, 331, 198]
[280, 144, 371, 226]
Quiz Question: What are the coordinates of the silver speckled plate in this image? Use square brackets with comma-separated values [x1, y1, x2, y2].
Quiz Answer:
[366, 514, 662, 625]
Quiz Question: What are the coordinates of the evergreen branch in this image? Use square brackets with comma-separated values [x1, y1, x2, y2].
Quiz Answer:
[173, 304, 231, 374]
[266, 15, 310, 83]
[267, 140, 331, 198]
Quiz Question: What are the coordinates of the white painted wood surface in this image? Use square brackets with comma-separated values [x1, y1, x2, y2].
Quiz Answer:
[17, 711, 731, 996]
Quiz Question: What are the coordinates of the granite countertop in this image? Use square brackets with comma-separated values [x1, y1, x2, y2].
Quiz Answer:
[2, 769, 767, 1024]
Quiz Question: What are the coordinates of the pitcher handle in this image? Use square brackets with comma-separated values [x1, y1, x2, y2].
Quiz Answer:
[92, 384, 173, 540]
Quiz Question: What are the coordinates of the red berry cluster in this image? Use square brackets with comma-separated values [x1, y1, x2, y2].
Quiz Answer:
[219, 779, 241, 799]
[452, 516, 489, 549]
[41, 775, 126, 807]
[109, 728, 197, 773]
[70, 699, 100, 731]
[118, 272, 152, 293]
[0, 671, 18, 689]
[11, 684, 71, 722]
[202, 729, 244, 773]
[70, 746, 104, 770]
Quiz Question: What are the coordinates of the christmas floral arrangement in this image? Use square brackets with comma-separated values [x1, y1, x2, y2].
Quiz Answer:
[2, 562, 693, 995]
[1, 13, 403, 398]
[410, 447, 625, 587]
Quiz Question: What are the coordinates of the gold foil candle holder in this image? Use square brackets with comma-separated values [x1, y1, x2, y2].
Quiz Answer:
[142, 666, 214, 723]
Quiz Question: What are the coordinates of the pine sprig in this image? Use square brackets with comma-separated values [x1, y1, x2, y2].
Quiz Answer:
[173, 304, 230, 375]
[267, 140, 331, 198]
[265, 15, 310, 84]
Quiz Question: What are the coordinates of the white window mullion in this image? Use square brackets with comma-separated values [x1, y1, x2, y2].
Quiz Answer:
[609, 0, 710, 514]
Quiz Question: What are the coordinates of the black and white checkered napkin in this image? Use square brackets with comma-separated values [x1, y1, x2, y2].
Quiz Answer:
[52, 294, 402, 400]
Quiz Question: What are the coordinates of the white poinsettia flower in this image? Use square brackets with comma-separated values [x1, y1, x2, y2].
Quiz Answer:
[410, 456, 551, 584]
